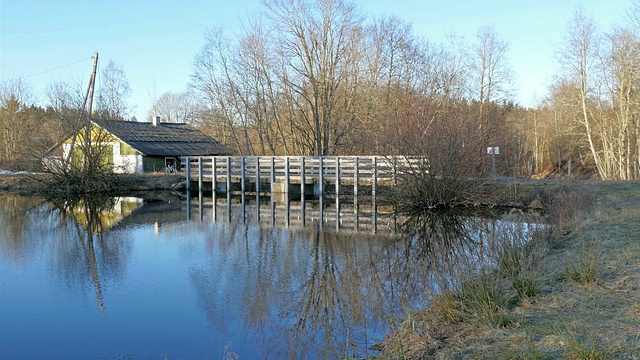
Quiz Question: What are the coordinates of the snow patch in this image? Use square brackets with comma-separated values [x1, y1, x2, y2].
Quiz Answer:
[0, 170, 29, 175]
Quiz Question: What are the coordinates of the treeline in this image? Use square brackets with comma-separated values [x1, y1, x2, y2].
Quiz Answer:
[2, 0, 640, 180]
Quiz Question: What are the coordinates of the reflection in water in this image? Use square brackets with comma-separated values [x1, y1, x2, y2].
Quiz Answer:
[0, 195, 45, 258]
[185, 192, 543, 357]
[189, 220, 399, 357]
[45, 196, 141, 310]
[197, 191, 396, 234]
[0, 192, 543, 359]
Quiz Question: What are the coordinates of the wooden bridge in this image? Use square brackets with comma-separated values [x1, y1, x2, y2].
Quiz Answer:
[180, 156, 424, 196]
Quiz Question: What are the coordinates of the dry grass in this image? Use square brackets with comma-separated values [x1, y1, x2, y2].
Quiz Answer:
[377, 180, 640, 359]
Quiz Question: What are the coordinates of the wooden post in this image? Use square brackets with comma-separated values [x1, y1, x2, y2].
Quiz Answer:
[372, 156, 377, 198]
[212, 156, 217, 193]
[256, 157, 260, 198]
[335, 157, 340, 196]
[491, 149, 497, 179]
[226, 157, 232, 194]
[301, 157, 306, 197]
[285, 156, 290, 193]
[198, 156, 203, 192]
[185, 156, 191, 190]
[270, 156, 276, 194]
[318, 156, 324, 196]
[354, 156, 359, 196]
[241, 156, 246, 194]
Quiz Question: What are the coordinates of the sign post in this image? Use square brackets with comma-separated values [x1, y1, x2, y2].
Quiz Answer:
[487, 147, 499, 179]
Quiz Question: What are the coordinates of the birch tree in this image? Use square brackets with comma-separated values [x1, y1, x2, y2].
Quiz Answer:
[148, 91, 197, 125]
[557, 7, 606, 178]
[469, 26, 511, 122]
[96, 60, 132, 120]
[604, 29, 640, 179]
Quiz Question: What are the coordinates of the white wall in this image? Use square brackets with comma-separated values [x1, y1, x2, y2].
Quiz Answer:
[112, 142, 143, 173]
[61, 142, 144, 174]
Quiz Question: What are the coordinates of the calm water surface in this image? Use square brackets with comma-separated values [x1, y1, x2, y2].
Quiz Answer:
[0, 193, 541, 359]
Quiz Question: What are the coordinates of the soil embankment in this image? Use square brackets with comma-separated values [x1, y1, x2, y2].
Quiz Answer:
[0, 173, 184, 195]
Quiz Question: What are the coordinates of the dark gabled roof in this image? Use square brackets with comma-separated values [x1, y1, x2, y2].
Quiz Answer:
[91, 119, 229, 156]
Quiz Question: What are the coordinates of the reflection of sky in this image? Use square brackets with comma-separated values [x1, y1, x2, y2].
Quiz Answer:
[0, 195, 544, 359]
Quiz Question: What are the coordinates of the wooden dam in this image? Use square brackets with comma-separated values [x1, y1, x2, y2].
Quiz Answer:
[180, 155, 423, 196]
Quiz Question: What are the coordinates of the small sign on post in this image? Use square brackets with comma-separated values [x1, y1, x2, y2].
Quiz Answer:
[487, 147, 499, 179]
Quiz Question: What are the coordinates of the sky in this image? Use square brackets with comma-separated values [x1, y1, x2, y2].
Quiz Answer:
[0, 0, 633, 121]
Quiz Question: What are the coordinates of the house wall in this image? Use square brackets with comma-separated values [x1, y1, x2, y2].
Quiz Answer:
[112, 142, 143, 173]
[142, 156, 166, 173]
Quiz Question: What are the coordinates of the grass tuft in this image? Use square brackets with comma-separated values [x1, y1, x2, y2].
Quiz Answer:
[497, 241, 541, 299]
[566, 331, 608, 360]
[451, 272, 518, 328]
[564, 239, 599, 285]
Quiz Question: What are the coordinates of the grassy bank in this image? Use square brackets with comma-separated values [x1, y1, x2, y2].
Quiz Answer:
[378, 180, 640, 359]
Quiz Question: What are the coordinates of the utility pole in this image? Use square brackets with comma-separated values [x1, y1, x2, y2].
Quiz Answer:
[77, 52, 99, 120]
[86, 52, 99, 117]
[63, 52, 99, 170]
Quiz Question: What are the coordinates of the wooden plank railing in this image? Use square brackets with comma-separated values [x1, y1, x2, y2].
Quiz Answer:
[180, 155, 425, 194]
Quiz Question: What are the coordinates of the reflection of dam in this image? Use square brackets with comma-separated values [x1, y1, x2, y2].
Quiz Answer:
[188, 191, 400, 234]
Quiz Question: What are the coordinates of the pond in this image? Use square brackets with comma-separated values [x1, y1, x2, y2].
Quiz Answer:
[0, 192, 543, 359]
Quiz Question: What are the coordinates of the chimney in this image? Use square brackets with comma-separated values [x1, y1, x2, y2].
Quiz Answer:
[152, 115, 160, 126]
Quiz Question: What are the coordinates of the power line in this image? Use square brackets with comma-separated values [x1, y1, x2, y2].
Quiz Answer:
[22, 55, 94, 79]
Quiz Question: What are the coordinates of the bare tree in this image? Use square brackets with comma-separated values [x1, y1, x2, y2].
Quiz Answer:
[148, 91, 197, 125]
[469, 25, 512, 127]
[557, 7, 607, 178]
[46, 79, 87, 139]
[0, 78, 36, 165]
[263, 0, 364, 155]
[192, 27, 253, 155]
[96, 60, 132, 120]
[603, 29, 640, 179]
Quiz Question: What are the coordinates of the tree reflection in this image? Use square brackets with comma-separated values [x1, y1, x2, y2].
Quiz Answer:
[46, 195, 133, 311]
[395, 208, 503, 292]
[188, 201, 526, 358]
[0, 195, 46, 259]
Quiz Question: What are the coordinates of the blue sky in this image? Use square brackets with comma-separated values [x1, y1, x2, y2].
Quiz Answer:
[0, 0, 632, 120]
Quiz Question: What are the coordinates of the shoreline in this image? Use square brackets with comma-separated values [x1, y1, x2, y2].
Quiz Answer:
[376, 181, 640, 359]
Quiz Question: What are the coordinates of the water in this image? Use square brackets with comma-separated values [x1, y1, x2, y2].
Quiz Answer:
[0, 193, 543, 359]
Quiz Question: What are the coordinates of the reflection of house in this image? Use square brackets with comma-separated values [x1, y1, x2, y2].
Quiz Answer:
[60, 117, 229, 174]
[70, 197, 145, 230]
